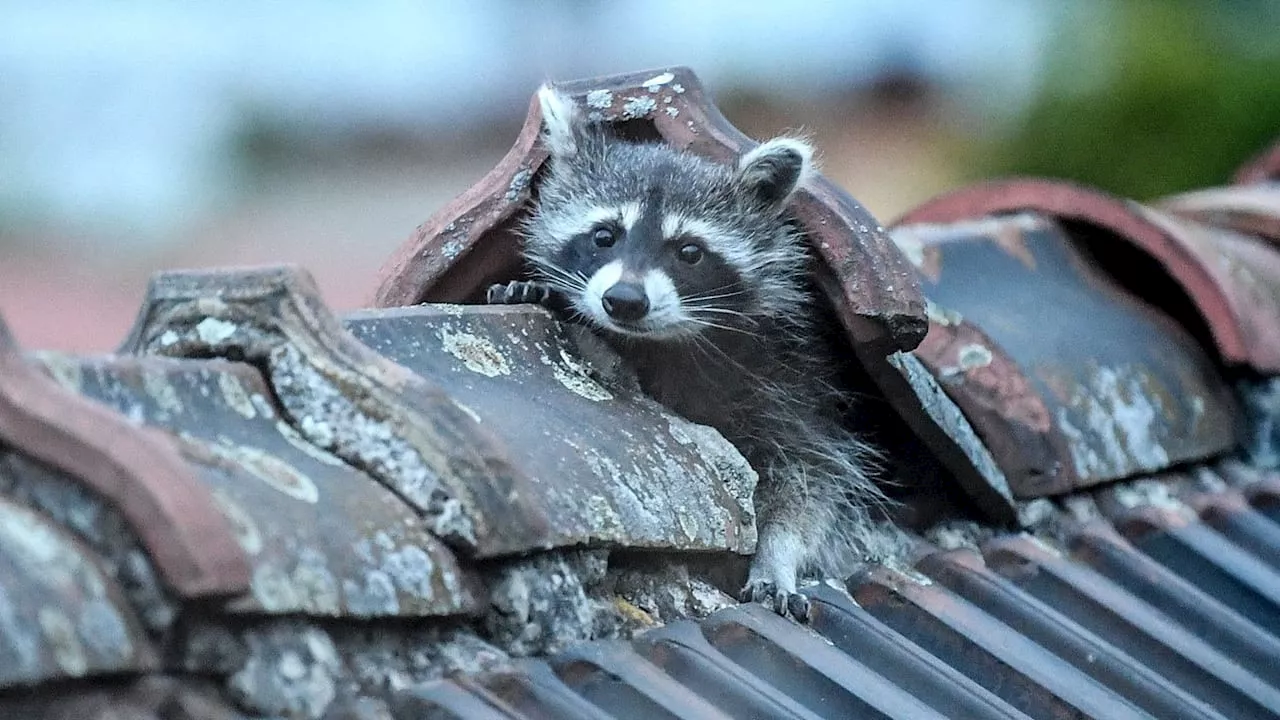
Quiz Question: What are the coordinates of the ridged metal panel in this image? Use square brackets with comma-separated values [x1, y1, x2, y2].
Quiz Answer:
[401, 487, 1280, 719]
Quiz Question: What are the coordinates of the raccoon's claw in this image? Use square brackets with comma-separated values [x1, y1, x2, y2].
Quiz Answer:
[486, 280, 552, 306]
[740, 579, 811, 622]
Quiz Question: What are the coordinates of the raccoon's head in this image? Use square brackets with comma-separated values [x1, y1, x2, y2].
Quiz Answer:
[524, 86, 815, 341]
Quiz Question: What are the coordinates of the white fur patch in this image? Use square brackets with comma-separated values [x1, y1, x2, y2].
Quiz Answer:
[619, 202, 642, 231]
[659, 214, 682, 239]
[643, 268, 684, 327]
[540, 202, 642, 244]
[538, 86, 579, 157]
[581, 259, 624, 325]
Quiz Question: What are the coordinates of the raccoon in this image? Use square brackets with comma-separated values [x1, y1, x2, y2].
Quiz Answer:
[488, 86, 903, 619]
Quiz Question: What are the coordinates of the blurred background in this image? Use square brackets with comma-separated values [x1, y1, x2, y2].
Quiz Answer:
[2, 0, 1278, 351]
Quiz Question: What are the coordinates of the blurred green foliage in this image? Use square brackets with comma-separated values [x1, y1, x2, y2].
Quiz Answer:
[970, 0, 1280, 199]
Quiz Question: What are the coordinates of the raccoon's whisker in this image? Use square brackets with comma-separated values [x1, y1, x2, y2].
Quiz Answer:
[684, 307, 761, 326]
[685, 318, 762, 339]
[528, 256, 577, 276]
[685, 287, 745, 297]
[528, 273, 577, 291]
[687, 333, 776, 385]
[530, 260, 585, 284]
[684, 335, 732, 386]
[683, 289, 748, 303]
[684, 334, 782, 397]
[685, 310, 762, 329]
[529, 262, 587, 291]
[689, 281, 746, 295]
[681, 283, 747, 303]
[684, 298, 750, 311]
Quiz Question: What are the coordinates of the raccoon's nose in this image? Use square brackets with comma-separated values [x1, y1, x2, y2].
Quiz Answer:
[601, 283, 650, 322]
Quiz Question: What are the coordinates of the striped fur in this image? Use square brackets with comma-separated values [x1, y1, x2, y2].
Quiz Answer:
[507, 86, 905, 620]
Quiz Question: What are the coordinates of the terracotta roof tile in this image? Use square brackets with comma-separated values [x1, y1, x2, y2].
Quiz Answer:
[892, 212, 1239, 497]
[897, 178, 1280, 374]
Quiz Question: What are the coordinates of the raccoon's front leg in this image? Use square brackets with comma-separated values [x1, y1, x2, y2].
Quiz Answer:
[486, 280, 555, 306]
[741, 523, 811, 621]
[487, 281, 576, 317]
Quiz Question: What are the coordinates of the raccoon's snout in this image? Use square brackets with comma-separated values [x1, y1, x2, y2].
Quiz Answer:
[601, 282, 650, 322]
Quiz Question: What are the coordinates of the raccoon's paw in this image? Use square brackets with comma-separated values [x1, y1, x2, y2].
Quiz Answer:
[740, 579, 811, 622]
[742, 525, 810, 621]
[486, 280, 552, 306]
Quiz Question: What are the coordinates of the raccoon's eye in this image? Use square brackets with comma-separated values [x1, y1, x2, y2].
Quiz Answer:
[678, 243, 704, 265]
[592, 227, 616, 248]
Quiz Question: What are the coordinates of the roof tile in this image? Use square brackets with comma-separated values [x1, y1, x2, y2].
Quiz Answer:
[892, 212, 1238, 497]
[0, 495, 157, 687]
[0, 315, 249, 598]
[343, 304, 757, 554]
[897, 178, 1280, 373]
[119, 265, 551, 557]
[32, 352, 481, 618]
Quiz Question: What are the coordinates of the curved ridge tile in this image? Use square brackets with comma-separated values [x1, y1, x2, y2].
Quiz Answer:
[32, 352, 481, 618]
[119, 265, 551, 558]
[897, 178, 1280, 373]
[892, 213, 1238, 496]
[0, 315, 249, 598]
[342, 304, 758, 555]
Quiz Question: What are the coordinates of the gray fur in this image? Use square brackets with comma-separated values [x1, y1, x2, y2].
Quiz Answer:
[498, 86, 903, 619]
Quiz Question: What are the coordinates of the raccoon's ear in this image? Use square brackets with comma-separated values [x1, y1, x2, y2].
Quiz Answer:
[537, 86, 585, 158]
[735, 137, 815, 210]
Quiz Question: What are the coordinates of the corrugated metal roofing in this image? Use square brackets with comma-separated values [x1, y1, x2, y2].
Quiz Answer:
[400, 480, 1280, 719]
